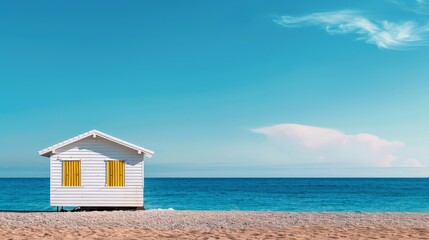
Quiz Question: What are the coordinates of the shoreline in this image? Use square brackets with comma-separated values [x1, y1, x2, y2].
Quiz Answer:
[2, 209, 429, 212]
[1, 211, 429, 239]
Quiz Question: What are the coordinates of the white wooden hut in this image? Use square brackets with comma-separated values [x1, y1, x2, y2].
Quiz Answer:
[38, 129, 154, 210]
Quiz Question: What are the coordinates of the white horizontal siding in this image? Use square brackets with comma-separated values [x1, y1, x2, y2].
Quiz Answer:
[50, 136, 144, 207]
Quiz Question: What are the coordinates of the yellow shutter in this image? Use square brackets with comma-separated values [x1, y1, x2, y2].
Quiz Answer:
[63, 161, 81, 187]
[106, 160, 125, 187]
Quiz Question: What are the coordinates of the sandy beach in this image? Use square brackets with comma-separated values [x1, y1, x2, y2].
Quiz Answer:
[0, 211, 428, 239]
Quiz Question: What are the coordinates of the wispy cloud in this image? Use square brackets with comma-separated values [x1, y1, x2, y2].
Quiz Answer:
[275, 10, 429, 49]
[389, 0, 429, 14]
[252, 124, 423, 168]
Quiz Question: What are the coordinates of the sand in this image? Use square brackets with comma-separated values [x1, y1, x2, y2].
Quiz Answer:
[1, 211, 429, 239]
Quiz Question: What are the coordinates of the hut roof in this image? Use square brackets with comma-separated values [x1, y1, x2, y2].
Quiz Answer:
[38, 129, 154, 158]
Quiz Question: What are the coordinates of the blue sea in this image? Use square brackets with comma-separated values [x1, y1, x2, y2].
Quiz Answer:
[0, 178, 428, 212]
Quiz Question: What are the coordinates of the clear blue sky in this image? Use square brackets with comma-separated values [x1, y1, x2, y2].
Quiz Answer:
[1, 0, 429, 177]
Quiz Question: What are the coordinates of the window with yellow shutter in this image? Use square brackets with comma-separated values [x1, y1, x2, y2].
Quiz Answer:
[62, 160, 81, 187]
[106, 160, 125, 187]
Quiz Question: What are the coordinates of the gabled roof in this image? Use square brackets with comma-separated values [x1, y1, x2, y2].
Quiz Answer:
[38, 129, 154, 158]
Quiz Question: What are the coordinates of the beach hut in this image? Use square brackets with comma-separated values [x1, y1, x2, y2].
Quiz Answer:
[38, 129, 154, 210]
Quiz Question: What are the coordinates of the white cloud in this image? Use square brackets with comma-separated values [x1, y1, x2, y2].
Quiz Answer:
[395, 158, 425, 167]
[252, 124, 423, 168]
[275, 10, 429, 49]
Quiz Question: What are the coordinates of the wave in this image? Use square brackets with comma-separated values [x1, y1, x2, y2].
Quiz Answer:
[148, 208, 175, 211]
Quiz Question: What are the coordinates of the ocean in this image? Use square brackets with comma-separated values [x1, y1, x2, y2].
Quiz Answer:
[0, 178, 428, 212]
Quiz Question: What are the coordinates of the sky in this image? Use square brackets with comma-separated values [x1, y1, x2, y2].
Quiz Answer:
[1, 0, 429, 177]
